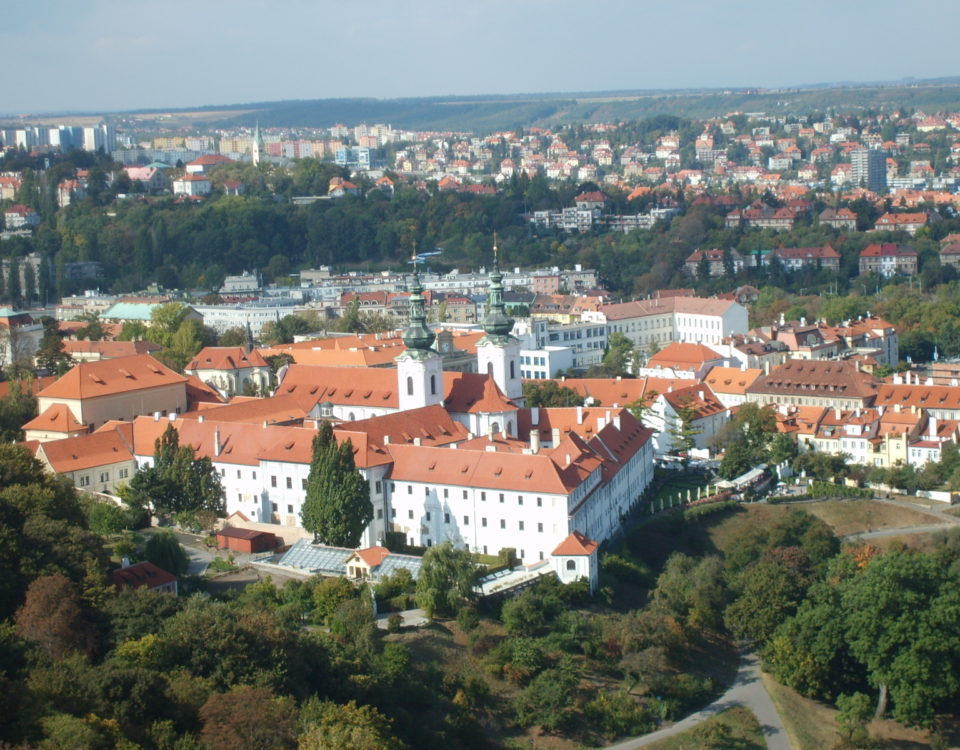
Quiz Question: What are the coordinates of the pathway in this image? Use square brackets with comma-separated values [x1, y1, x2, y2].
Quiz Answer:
[605, 650, 791, 750]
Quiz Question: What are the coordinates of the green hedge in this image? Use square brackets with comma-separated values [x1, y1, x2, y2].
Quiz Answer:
[682, 500, 739, 520]
[809, 482, 872, 499]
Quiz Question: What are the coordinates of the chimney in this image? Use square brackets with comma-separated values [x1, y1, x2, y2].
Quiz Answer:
[168, 412, 175, 421]
[552, 427, 561, 444]
[740, 361, 746, 372]
[576, 406, 584, 424]
[616, 375, 622, 381]
[834, 407, 841, 419]
[565, 454, 571, 467]
[894, 374, 902, 384]
[597, 416, 606, 432]
[153, 411, 161, 421]
[895, 403, 901, 413]
[413, 437, 421, 446]
[531, 406, 540, 426]
[383, 435, 390, 444]
[530, 430, 541, 454]
[198, 414, 204, 423]
[613, 413, 621, 430]
[929, 416, 937, 438]
[214, 427, 221, 457]
[764, 361, 771, 375]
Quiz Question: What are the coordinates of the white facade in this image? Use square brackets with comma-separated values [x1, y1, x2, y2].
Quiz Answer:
[397, 351, 444, 411]
[478, 338, 524, 403]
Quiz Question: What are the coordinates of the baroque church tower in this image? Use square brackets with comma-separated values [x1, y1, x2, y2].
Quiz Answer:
[396, 251, 444, 411]
[477, 237, 523, 405]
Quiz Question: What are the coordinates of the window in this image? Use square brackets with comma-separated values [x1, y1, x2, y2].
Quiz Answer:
[287, 504, 293, 513]
[252, 471, 256, 480]
[519, 521, 524, 531]
[375, 481, 382, 494]
[463, 516, 469, 525]
[391, 509, 396, 518]
[518, 495, 523, 505]
[482, 517, 487, 527]
[391, 482, 396, 492]
[444, 513, 450, 524]
[99, 472, 109, 482]
[220, 468, 226, 477]
[425, 486, 430, 496]
[302, 478, 307, 490]
[481, 491, 486, 501]
[566, 560, 576, 571]
[406, 376, 413, 395]
[286, 477, 292, 489]
[430, 374, 437, 395]
[408, 509, 414, 519]
[510, 361, 516, 379]
[271, 502, 278, 512]
[443, 488, 448, 498]
[271, 476, 277, 488]
[537, 523, 543, 533]
[483, 545, 488, 554]
[377, 508, 383, 519]
[536, 497, 542, 507]
[499, 493, 505, 503]
[463, 490, 468, 499]
[238, 494, 242, 503]
[426, 511, 431, 521]
[236, 470, 241, 479]
[500, 519, 506, 529]
[407, 485, 413, 494]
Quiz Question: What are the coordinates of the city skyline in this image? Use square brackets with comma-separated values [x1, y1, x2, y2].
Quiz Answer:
[3, 0, 959, 115]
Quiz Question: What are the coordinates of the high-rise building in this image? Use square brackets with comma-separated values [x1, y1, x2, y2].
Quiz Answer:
[851, 148, 887, 192]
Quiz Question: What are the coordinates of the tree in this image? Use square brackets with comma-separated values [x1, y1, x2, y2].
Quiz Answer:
[415, 542, 477, 618]
[35, 317, 72, 375]
[128, 424, 224, 517]
[522, 379, 585, 408]
[149, 302, 192, 348]
[501, 592, 546, 637]
[0, 378, 37, 442]
[218, 327, 248, 347]
[14, 573, 97, 660]
[666, 398, 702, 460]
[513, 666, 579, 732]
[311, 576, 357, 624]
[300, 422, 372, 547]
[117, 321, 148, 342]
[599, 331, 636, 376]
[298, 699, 405, 750]
[143, 530, 190, 576]
[841, 548, 960, 727]
[200, 685, 297, 750]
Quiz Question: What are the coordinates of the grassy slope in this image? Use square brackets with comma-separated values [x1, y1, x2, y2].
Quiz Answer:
[644, 706, 766, 750]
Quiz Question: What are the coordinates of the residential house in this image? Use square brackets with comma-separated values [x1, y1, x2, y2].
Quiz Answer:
[859, 243, 918, 277]
[746, 359, 880, 411]
[184, 346, 272, 398]
[873, 212, 937, 235]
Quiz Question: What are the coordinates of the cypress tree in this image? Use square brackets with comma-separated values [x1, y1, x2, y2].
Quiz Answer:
[301, 422, 372, 547]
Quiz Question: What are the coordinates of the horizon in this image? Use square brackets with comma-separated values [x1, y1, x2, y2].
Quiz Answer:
[4, 0, 958, 116]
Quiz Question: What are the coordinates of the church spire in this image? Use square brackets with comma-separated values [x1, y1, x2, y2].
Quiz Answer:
[401, 244, 436, 356]
[481, 233, 514, 341]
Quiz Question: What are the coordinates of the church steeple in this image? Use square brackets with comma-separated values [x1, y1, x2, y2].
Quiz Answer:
[481, 234, 515, 343]
[401, 246, 436, 356]
[252, 121, 264, 166]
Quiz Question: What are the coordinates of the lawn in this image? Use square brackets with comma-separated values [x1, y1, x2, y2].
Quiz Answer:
[644, 706, 766, 750]
[799, 500, 948, 537]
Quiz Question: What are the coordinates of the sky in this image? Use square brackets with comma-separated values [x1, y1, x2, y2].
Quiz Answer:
[3, 0, 959, 115]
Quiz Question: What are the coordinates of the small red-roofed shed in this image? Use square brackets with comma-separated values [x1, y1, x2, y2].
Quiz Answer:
[552, 531, 599, 593]
[216, 526, 278, 554]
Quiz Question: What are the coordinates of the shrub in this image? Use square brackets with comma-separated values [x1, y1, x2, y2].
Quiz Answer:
[682, 500, 738, 520]
[386, 613, 402, 633]
[585, 690, 654, 740]
[456, 605, 479, 632]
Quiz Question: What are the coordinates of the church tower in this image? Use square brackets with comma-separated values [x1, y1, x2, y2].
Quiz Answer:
[251, 121, 264, 166]
[396, 251, 444, 411]
[477, 236, 523, 404]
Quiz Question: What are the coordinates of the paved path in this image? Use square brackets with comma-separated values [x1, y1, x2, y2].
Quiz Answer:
[844, 523, 955, 541]
[605, 650, 791, 750]
[375, 608, 428, 630]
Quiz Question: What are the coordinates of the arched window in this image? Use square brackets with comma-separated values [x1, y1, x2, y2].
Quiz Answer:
[486, 362, 493, 376]
[406, 376, 413, 396]
[490, 421, 500, 434]
[348, 412, 356, 421]
[430, 374, 436, 395]
[566, 560, 576, 571]
[510, 360, 515, 379]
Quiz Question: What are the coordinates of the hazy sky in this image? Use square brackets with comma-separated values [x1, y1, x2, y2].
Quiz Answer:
[3, 0, 958, 115]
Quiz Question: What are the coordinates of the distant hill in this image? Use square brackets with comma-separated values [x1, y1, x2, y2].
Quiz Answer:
[31, 77, 960, 132]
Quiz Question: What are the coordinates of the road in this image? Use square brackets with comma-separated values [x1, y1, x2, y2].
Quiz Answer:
[606, 649, 791, 750]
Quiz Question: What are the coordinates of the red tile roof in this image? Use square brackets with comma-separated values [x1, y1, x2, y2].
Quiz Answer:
[38, 354, 186, 400]
[108, 561, 177, 591]
[186, 346, 268, 371]
[552, 530, 598, 556]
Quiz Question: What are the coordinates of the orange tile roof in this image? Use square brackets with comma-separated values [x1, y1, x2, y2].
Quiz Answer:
[180, 394, 309, 425]
[354, 546, 391, 568]
[552, 530, 598, 556]
[62, 340, 160, 358]
[37, 425, 134, 473]
[444, 372, 517, 414]
[386, 443, 589, 495]
[108, 561, 177, 590]
[186, 346, 268, 371]
[702, 366, 764, 396]
[23, 403, 86, 434]
[334, 404, 469, 468]
[276, 365, 398, 408]
[662, 384, 727, 419]
[647, 342, 725, 370]
[38, 354, 186, 400]
[560, 376, 690, 407]
[0, 376, 55, 398]
[185, 375, 228, 407]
